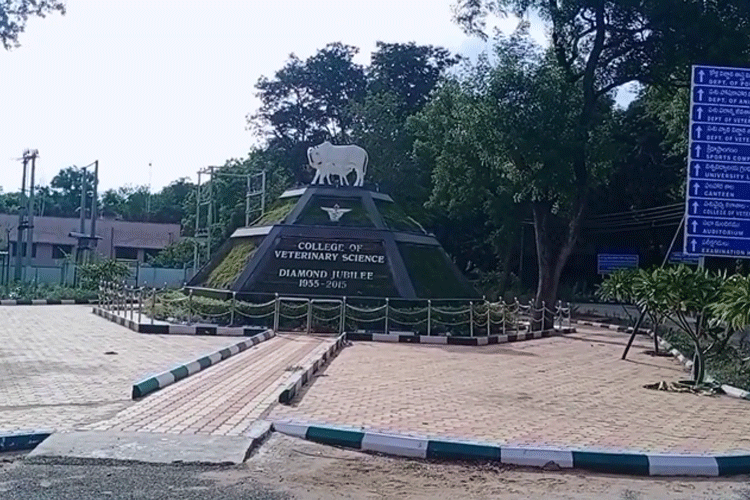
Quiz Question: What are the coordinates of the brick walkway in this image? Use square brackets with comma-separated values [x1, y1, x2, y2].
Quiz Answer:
[82, 335, 333, 436]
[0, 306, 255, 432]
[270, 326, 750, 454]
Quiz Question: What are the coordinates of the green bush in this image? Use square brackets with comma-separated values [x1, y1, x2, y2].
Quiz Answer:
[598, 265, 732, 384]
[0, 283, 97, 301]
[78, 259, 130, 290]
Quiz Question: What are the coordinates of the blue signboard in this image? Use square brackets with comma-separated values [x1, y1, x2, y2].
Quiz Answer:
[597, 254, 639, 275]
[669, 252, 701, 265]
[686, 65, 750, 257]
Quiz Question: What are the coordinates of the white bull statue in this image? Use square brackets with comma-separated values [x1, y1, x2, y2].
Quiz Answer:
[307, 141, 368, 187]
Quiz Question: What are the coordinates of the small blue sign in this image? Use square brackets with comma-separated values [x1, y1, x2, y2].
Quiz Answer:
[597, 254, 639, 275]
[686, 65, 750, 258]
[669, 252, 701, 265]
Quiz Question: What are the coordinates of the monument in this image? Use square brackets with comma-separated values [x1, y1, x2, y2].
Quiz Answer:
[188, 142, 478, 299]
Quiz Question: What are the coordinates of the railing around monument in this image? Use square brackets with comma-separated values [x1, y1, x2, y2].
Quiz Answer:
[97, 282, 572, 335]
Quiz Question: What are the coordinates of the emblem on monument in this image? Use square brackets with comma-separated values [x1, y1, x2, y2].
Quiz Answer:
[321, 204, 351, 222]
[307, 141, 368, 187]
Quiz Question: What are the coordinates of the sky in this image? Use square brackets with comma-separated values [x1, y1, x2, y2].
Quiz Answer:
[0, 1, 544, 194]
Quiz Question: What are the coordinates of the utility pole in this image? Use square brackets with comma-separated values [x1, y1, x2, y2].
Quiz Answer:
[24, 150, 38, 279]
[14, 151, 33, 282]
[90, 160, 98, 243]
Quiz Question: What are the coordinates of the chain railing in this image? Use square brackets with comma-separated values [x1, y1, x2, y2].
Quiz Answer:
[98, 282, 573, 336]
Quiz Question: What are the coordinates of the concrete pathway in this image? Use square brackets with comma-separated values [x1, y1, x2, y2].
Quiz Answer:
[81, 335, 332, 437]
[271, 326, 750, 455]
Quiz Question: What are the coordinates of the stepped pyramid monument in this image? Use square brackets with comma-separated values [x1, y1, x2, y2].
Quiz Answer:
[188, 142, 477, 299]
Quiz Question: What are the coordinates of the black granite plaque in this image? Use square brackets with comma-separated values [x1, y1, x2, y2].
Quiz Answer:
[255, 236, 395, 296]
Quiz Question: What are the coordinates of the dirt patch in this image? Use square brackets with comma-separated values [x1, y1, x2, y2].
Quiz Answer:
[211, 434, 750, 500]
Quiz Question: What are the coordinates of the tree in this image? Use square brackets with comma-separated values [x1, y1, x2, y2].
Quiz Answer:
[368, 42, 460, 117]
[42, 166, 97, 218]
[352, 43, 460, 215]
[452, 0, 750, 327]
[251, 42, 366, 145]
[1, 0, 65, 50]
[411, 77, 526, 292]
[150, 178, 194, 224]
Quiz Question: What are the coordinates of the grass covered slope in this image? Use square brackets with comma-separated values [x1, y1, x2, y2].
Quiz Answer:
[205, 239, 258, 289]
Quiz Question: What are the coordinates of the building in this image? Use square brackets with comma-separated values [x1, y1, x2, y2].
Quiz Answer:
[0, 215, 180, 266]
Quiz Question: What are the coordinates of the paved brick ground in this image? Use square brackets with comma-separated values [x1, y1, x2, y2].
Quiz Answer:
[270, 326, 750, 454]
[0, 306, 255, 432]
[82, 335, 333, 436]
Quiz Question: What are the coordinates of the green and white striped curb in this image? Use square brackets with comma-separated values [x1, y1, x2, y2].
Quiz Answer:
[132, 330, 276, 399]
[571, 319, 631, 332]
[0, 299, 97, 306]
[272, 421, 750, 477]
[0, 430, 52, 452]
[573, 319, 750, 401]
[278, 334, 347, 404]
[656, 336, 750, 401]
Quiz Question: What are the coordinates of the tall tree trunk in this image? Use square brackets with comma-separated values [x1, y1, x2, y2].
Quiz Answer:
[532, 196, 586, 330]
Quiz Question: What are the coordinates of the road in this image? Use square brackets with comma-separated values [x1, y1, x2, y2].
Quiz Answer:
[2, 435, 749, 500]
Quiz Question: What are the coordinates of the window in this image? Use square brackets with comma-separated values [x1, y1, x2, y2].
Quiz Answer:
[10, 242, 38, 257]
[52, 244, 73, 259]
[115, 246, 139, 260]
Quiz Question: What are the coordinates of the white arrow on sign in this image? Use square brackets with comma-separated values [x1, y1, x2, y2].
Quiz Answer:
[692, 201, 699, 213]
[694, 163, 701, 176]
[693, 182, 700, 195]
[691, 219, 699, 232]
[697, 88, 704, 101]
[695, 144, 702, 158]
[696, 107, 703, 120]
[698, 69, 705, 83]
[695, 125, 702, 139]
[691, 239, 698, 252]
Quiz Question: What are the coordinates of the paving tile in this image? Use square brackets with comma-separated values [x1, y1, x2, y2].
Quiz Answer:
[0, 305, 244, 432]
[270, 326, 750, 454]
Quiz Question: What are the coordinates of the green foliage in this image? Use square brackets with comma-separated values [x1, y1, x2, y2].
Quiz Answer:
[595, 269, 631, 304]
[1, 0, 65, 50]
[253, 197, 298, 226]
[205, 240, 257, 289]
[147, 238, 202, 269]
[0, 283, 96, 301]
[375, 200, 423, 233]
[77, 259, 130, 290]
[598, 266, 735, 383]
[251, 42, 366, 145]
[711, 275, 750, 332]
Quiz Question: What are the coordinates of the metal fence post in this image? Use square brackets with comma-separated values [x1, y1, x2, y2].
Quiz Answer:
[138, 288, 143, 323]
[541, 301, 546, 333]
[567, 302, 571, 327]
[486, 300, 491, 336]
[188, 289, 194, 326]
[502, 302, 506, 335]
[384, 298, 389, 335]
[427, 299, 431, 336]
[273, 293, 280, 332]
[230, 291, 236, 327]
[340, 297, 346, 334]
[515, 298, 520, 333]
[150, 288, 155, 325]
[306, 299, 312, 335]
[469, 301, 474, 337]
